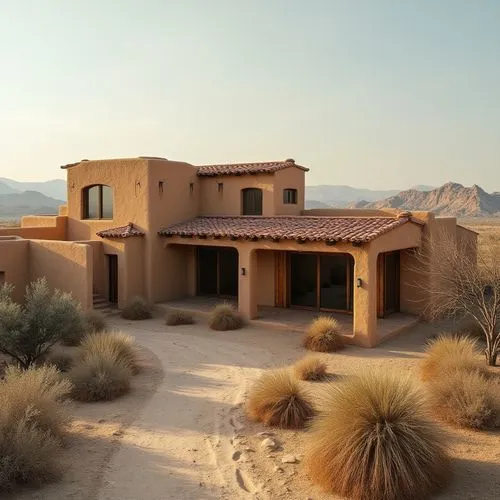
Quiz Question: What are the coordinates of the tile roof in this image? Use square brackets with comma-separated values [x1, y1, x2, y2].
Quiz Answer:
[97, 223, 145, 239]
[196, 159, 309, 177]
[159, 216, 420, 244]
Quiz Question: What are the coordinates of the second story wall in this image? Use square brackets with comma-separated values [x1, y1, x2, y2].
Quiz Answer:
[66, 158, 150, 241]
[273, 167, 305, 215]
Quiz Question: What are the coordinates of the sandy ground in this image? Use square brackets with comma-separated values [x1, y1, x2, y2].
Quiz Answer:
[9, 315, 500, 500]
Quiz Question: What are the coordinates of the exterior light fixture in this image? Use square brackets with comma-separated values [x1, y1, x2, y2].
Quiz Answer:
[241, 267, 246, 276]
[218, 182, 224, 193]
[356, 278, 362, 288]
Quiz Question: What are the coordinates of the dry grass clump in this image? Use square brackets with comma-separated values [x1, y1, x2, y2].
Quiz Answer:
[303, 316, 344, 352]
[421, 334, 485, 381]
[293, 355, 328, 381]
[428, 369, 500, 430]
[246, 368, 314, 428]
[43, 347, 75, 372]
[0, 365, 72, 439]
[209, 303, 243, 331]
[84, 309, 108, 333]
[81, 332, 139, 374]
[69, 350, 132, 402]
[304, 371, 450, 500]
[0, 365, 71, 491]
[166, 309, 195, 326]
[121, 296, 152, 320]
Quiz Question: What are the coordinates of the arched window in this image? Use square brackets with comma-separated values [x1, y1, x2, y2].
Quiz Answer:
[83, 185, 113, 219]
[283, 188, 298, 204]
[241, 188, 263, 215]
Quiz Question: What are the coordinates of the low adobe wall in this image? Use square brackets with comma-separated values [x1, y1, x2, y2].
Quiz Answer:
[0, 216, 67, 240]
[0, 239, 30, 303]
[29, 240, 93, 309]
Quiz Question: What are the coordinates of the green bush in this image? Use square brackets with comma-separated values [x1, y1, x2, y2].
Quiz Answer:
[0, 278, 84, 367]
[121, 296, 152, 320]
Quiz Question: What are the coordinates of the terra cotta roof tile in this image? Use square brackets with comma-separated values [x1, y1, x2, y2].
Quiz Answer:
[158, 216, 419, 244]
[196, 159, 308, 177]
[97, 223, 145, 239]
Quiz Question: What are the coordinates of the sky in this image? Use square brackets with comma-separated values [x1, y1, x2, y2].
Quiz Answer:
[0, 1, 499, 191]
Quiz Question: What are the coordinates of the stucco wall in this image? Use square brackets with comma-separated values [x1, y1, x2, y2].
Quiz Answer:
[273, 167, 305, 216]
[0, 239, 30, 303]
[29, 240, 93, 309]
[65, 158, 150, 241]
[0, 216, 67, 240]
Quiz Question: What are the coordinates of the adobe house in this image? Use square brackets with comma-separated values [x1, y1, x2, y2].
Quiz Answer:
[0, 157, 477, 347]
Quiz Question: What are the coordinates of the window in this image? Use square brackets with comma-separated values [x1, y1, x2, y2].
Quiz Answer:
[283, 188, 298, 204]
[83, 185, 113, 219]
[241, 188, 263, 215]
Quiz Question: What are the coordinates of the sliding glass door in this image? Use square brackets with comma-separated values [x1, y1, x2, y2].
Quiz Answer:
[289, 253, 353, 312]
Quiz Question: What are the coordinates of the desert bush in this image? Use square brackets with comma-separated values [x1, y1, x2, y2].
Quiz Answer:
[121, 296, 152, 320]
[80, 332, 139, 374]
[69, 350, 132, 402]
[0, 365, 72, 439]
[421, 334, 486, 381]
[43, 347, 75, 372]
[246, 368, 314, 428]
[0, 409, 62, 491]
[303, 316, 344, 352]
[428, 369, 500, 430]
[209, 303, 243, 331]
[83, 309, 108, 333]
[0, 278, 84, 367]
[304, 371, 450, 500]
[293, 355, 328, 381]
[166, 309, 195, 326]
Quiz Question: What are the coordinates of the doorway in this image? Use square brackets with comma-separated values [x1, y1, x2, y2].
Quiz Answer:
[197, 246, 238, 297]
[288, 252, 353, 312]
[378, 251, 400, 317]
[107, 255, 118, 304]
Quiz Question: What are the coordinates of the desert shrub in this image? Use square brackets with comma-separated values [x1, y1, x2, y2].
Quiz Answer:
[83, 309, 108, 333]
[421, 334, 485, 381]
[428, 369, 500, 430]
[69, 350, 132, 402]
[208, 303, 243, 331]
[246, 368, 314, 428]
[0, 409, 62, 492]
[43, 347, 75, 372]
[304, 371, 450, 500]
[0, 278, 84, 367]
[166, 309, 195, 326]
[121, 296, 152, 320]
[0, 365, 71, 491]
[303, 316, 344, 352]
[293, 355, 328, 381]
[0, 365, 72, 439]
[80, 332, 139, 374]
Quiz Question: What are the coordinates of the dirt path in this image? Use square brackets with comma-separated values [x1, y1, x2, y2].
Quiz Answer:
[97, 317, 291, 500]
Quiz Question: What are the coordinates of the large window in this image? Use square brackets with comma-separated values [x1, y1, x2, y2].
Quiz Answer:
[241, 188, 263, 215]
[283, 188, 298, 204]
[83, 185, 113, 219]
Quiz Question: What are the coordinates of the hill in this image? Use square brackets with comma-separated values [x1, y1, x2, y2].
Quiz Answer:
[349, 182, 500, 217]
[0, 178, 67, 200]
[0, 191, 63, 218]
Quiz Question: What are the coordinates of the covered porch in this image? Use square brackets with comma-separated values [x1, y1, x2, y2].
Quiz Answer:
[158, 214, 423, 347]
[158, 296, 419, 344]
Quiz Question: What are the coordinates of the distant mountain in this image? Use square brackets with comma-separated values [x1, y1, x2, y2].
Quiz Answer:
[305, 184, 436, 209]
[0, 178, 67, 200]
[0, 191, 63, 218]
[349, 182, 500, 217]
